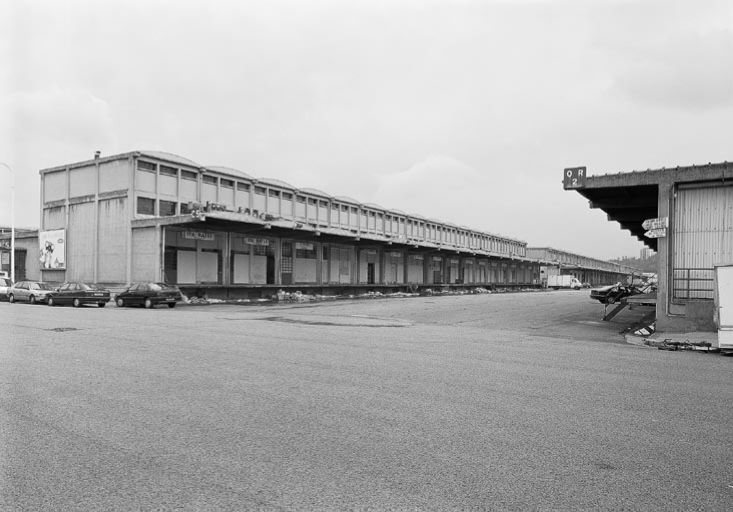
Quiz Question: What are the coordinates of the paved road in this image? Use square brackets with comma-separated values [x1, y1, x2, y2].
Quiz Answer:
[1, 291, 731, 510]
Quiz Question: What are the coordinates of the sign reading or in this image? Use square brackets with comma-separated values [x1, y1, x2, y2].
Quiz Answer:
[642, 217, 668, 231]
[644, 228, 667, 239]
[563, 166, 587, 189]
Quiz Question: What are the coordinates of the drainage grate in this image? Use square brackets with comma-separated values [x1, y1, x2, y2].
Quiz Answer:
[47, 327, 80, 332]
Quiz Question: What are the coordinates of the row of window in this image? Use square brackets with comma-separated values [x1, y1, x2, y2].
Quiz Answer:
[137, 159, 525, 255]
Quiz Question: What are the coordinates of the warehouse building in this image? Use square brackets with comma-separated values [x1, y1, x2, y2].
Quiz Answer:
[526, 247, 637, 286]
[33, 151, 544, 298]
[565, 162, 733, 332]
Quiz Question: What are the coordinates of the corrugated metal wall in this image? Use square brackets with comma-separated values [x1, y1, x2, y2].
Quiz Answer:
[673, 184, 733, 299]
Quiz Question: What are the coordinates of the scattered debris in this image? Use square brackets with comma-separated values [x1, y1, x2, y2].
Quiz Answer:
[180, 286, 539, 306]
[657, 339, 714, 352]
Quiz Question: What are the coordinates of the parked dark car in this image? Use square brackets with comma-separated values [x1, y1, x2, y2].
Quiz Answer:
[115, 282, 182, 308]
[590, 281, 653, 305]
[8, 281, 55, 304]
[47, 282, 111, 307]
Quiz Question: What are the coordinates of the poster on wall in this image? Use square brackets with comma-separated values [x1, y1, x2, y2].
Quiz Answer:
[39, 229, 66, 269]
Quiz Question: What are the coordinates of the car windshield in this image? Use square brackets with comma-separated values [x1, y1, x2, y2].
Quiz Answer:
[34, 282, 55, 291]
[148, 283, 163, 291]
[79, 283, 102, 290]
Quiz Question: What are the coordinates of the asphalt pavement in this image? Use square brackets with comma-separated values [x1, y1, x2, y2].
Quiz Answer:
[1, 290, 731, 510]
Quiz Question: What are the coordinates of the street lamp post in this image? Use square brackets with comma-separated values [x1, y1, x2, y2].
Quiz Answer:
[0, 162, 14, 283]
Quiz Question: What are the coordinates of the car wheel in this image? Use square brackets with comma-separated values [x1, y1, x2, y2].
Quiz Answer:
[29, 295, 36, 304]
[167, 302, 176, 308]
[116, 297, 124, 308]
[48, 297, 55, 307]
[73, 298, 81, 308]
[98, 302, 106, 308]
[8, 294, 14, 303]
[144, 298, 154, 309]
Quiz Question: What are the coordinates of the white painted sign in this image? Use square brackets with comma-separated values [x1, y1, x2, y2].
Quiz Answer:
[642, 217, 668, 231]
[644, 228, 667, 239]
[295, 242, 314, 250]
[183, 231, 215, 241]
[245, 237, 270, 246]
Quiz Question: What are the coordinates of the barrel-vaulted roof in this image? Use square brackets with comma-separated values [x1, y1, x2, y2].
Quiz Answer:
[257, 177, 295, 190]
[299, 187, 332, 198]
[140, 151, 201, 168]
[206, 166, 254, 180]
[333, 196, 360, 205]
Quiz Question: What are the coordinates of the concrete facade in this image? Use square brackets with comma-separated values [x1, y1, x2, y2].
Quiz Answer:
[33, 151, 544, 297]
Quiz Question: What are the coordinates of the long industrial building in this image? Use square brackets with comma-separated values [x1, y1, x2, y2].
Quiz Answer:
[0, 151, 639, 298]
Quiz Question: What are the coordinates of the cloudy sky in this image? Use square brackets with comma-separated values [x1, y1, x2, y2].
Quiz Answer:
[1, 0, 731, 259]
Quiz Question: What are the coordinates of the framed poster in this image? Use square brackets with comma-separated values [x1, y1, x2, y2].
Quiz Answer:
[39, 229, 66, 269]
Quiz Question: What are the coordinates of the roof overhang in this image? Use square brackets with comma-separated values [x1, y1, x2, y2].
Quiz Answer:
[576, 184, 659, 250]
[565, 161, 733, 252]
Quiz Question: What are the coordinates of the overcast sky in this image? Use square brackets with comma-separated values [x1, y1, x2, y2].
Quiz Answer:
[1, 0, 731, 259]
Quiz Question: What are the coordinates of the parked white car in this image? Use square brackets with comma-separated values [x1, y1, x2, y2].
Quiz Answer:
[0, 276, 12, 301]
[8, 281, 55, 304]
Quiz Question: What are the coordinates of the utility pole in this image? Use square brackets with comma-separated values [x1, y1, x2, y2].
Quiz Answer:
[0, 162, 14, 283]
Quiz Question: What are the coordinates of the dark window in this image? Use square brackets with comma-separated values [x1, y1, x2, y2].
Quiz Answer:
[254, 186, 266, 195]
[296, 195, 306, 203]
[180, 202, 192, 214]
[138, 160, 156, 172]
[295, 246, 317, 259]
[268, 189, 280, 197]
[237, 182, 250, 191]
[137, 197, 155, 215]
[322, 246, 329, 259]
[202, 175, 217, 185]
[221, 179, 234, 188]
[160, 165, 177, 177]
[319, 200, 328, 207]
[253, 245, 272, 256]
[181, 170, 197, 180]
[307, 198, 317, 205]
[282, 192, 293, 200]
[159, 200, 176, 216]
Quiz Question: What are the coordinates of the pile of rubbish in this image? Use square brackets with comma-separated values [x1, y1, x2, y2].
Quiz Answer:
[656, 339, 714, 352]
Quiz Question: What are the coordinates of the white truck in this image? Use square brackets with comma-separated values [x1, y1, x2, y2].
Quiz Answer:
[547, 275, 582, 290]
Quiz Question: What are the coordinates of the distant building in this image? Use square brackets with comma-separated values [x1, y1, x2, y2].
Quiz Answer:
[639, 248, 654, 260]
[525, 247, 636, 286]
